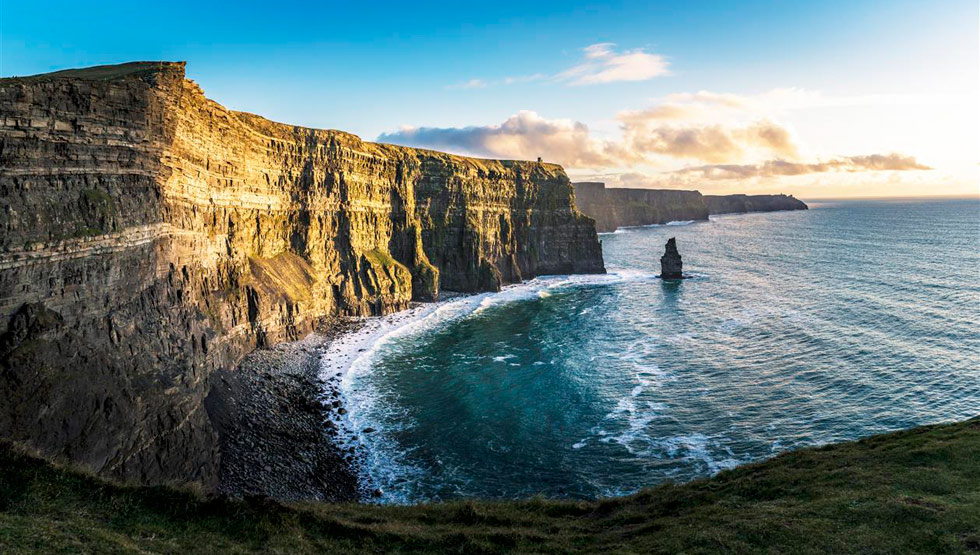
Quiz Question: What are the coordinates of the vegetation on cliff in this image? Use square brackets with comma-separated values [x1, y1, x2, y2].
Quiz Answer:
[1, 418, 976, 554]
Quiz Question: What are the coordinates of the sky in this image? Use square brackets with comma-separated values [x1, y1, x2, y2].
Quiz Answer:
[3, 0, 977, 198]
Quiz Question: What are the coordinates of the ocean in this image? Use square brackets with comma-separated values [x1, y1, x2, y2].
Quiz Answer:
[327, 198, 980, 504]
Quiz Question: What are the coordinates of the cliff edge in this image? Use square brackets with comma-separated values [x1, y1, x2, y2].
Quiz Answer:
[572, 182, 708, 233]
[704, 193, 808, 215]
[0, 62, 604, 489]
[572, 182, 808, 232]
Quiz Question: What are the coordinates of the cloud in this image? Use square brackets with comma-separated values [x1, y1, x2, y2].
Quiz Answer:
[615, 91, 805, 163]
[674, 154, 932, 180]
[448, 74, 548, 89]
[446, 79, 488, 90]
[379, 109, 926, 178]
[503, 73, 548, 85]
[620, 120, 801, 164]
[556, 43, 670, 86]
[380, 110, 799, 168]
[378, 110, 633, 167]
[843, 154, 932, 171]
[379, 88, 931, 183]
[447, 43, 669, 89]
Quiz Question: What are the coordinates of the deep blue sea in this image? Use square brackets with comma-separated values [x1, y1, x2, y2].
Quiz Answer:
[335, 198, 980, 504]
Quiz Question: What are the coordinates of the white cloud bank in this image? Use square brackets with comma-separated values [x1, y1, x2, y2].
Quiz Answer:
[380, 88, 936, 194]
[379, 111, 632, 167]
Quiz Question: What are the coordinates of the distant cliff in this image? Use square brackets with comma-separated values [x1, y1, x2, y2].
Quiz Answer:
[572, 182, 807, 232]
[704, 194, 808, 215]
[0, 62, 604, 488]
[572, 182, 708, 233]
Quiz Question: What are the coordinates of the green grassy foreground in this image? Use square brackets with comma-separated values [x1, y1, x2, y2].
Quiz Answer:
[1, 418, 978, 554]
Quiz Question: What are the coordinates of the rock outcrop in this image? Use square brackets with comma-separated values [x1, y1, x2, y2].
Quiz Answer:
[0, 62, 604, 489]
[572, 182, 808, 232]
[659, 238, 683, 279]
[704, 194, 807, 215]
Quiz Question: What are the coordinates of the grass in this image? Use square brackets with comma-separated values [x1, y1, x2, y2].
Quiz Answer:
[364, 248, 413, 291]
[1, 417, 978, 554]
[0, 61, 183, 83]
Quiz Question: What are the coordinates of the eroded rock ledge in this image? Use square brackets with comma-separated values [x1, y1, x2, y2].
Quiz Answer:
[0, 61, 604, 489]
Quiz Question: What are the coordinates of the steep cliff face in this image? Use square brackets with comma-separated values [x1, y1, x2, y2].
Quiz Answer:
[0, 62, 604, 488]
[572, 182, 709, 233]
[572, 182, 808, 232]
[704, 194, 808, 215]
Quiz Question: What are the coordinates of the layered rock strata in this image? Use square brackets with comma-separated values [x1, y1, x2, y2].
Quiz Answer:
[0, 61, 604, 489]
[572, 182, 807, 232]
[703, 193, 808, 215]
[572, 182, 708, 233]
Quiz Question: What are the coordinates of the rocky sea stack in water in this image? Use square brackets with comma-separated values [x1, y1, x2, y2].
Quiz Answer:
[0, 61, 605, 493]
[660, 238, 683, 279]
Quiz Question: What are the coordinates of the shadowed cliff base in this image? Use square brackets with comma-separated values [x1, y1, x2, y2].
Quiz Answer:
[572, 182, 807, 233]
[0, 61, 604, 489]
[204, 318, 365, 503]
[0, 417, 977, 554]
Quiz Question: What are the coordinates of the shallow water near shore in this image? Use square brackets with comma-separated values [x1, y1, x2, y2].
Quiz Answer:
[328, 198, 980, 504]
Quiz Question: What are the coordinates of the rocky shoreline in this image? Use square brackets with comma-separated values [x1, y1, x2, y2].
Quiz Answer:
[203, 293, 474, 503]
[204, 319, 366, 502]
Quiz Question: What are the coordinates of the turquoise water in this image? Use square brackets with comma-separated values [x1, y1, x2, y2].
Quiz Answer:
[339, 199, 980, 504]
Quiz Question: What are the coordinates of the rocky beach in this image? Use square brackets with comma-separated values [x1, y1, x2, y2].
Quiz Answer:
[205, 319, 363, 502]
[206, 298, 467, 502]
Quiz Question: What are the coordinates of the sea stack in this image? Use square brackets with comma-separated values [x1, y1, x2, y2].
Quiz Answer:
[660, 238, 683, 279]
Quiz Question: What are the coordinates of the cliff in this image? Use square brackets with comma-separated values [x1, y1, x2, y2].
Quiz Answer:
[0, 62, 604, 489]
[572, 182, 808, 232]
[704, 193, 808, 215]
[572, 182, 708, 233]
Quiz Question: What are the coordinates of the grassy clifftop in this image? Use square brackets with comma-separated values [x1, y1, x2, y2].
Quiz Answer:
[0, 61, 186, 83]
[1, 417, 978, 554]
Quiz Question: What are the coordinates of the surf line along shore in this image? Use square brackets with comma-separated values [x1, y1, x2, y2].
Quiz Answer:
[321, 271, 667, 503]
[205, 298, 457, 504]
[208, 271, 659, 504]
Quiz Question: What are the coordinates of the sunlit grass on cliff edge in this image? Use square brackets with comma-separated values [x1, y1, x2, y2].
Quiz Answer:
[1, 417, 978, 554]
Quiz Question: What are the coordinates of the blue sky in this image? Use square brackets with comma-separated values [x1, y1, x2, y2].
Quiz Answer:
[3, 0, 977, 196]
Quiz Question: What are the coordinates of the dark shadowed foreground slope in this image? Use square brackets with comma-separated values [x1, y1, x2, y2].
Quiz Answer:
[1, 417, 977, 554]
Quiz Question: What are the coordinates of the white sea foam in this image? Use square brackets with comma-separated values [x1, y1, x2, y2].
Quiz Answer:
[592, 388, 742, 474]
[654, 434, 741, 473]
[319, 269, 657, 503]
[598, 219, 699, 235]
